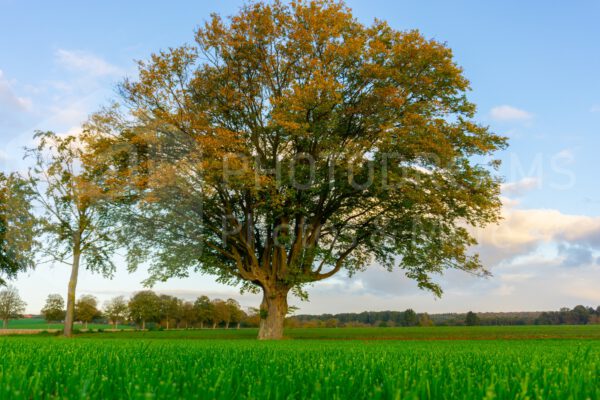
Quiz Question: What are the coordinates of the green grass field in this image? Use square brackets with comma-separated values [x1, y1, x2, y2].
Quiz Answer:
[75, 324, 600, 340]
[0, 326, 599, 399]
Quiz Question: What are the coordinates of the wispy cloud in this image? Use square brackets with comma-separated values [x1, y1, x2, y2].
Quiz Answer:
[0, 70, 34, 144]
[1, 52, 124, 170]
[590, 104, 600, 113]
[0, 149, 9, 162]
[55, 49, 123, 77]
[501, 177, 540, 196]
[0, 70, 32, 111]
[490, 105, 533, 122]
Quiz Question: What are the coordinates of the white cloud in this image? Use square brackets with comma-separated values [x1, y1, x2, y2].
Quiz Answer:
[0, 149, 9, 162]
[472, 204, 600, 267]
[491, 284, 515, 296]
[501, 177, 540, 196]
[47, 102, 89, 128]
[490, 105, 533, 122]
[0, 70, 34, 145]
[590, 104, 600, 113]
[555, 148, 574, 163]
[55, 49, 123, 77]
[1, 52, 125, 173]
[0, 70, 32, 111]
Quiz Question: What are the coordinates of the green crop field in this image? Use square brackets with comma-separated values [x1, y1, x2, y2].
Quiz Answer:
[0, 326, 599, 399]
[75, 324, 600, 340]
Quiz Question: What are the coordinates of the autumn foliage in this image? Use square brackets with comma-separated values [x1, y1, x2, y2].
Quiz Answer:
[85, 0, 506, 339]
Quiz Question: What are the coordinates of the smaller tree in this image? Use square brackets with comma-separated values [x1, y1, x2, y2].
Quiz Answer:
[180, 301, 196, 328]
[194, 295, 213, 329]
[129, 290, 161, 330]
[225, 298, 243, 329]
[465, 311, 480, 326]
[0, 285, 26, 328]
[26, 132, 119, 337]
[226, 299, 246, 329]
[159, 295, 181, 330]
[41, 294, 66, 323]
[571, 305, 590, 324]
[284, 317, 300, 329]
[75, 295, 101, 329]
[418, 313, 434, 327]
[104, 296, 128, 329]
[244, 308, 261, 327]
[325, 318, 339, 328]
[403, 309, 418, 327]
[211, 299, 229, 329]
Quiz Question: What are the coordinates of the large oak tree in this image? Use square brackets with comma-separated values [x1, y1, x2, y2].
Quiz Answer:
[86, 0, 506, 339]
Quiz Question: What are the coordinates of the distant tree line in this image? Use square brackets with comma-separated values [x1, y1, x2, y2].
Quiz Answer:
[534, 306, 600, 325]
[291, 309, 432, 328]
[37, 290, 258, 330]
[4, 283, 600, 330]
[290, 305, 600, 327]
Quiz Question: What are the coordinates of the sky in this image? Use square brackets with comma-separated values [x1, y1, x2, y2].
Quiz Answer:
[1, 1, 600, 315]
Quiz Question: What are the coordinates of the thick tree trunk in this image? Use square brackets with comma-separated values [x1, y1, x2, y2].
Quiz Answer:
[258, 287, 289, 340]
[63, 246, 81, 337]
[200, 321, 204, 329]
[225, 321, 230, 329]
[3, 319, 7, 329]
[212, 322, 216, 329]
[237, 322, 241, 329]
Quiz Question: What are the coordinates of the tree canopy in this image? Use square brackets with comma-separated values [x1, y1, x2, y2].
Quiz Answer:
[0, 173, 36, 285]
[26, 131, 119, 336]
[75, 295, 101, 328]
[194, 295, 214, 329]
[465, 311, 480, 326]
[128, 290, 161, 329]
[41, 294, 66, 323]
[85, 0, 506, 339]
[0, 285, 27, 328]
[104, 295, 129, 327]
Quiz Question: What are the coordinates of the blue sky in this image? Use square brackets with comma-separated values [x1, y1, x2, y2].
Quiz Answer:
[1, 1, 600, 314]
